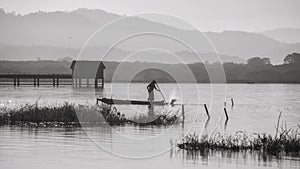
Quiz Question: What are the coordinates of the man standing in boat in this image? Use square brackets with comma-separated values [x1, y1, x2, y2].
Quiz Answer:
[147, 80, 159, 118]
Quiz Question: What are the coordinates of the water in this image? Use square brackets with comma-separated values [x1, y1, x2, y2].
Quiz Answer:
[1, 83, 300, 168]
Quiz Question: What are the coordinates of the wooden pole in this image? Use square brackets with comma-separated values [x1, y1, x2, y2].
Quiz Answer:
[79, 78, 81, 87]
[37, 78, 39, 86]
[204, 104, 210, 119]
[56, 78, 59, 86]
[231, 98, 234, 107]
[224, 108, 229, 121]
[101, 78, 104, 88]
[17, 78, 20, 86]
[95, 78, 98, 88]
[181, 104, 185, 122]
[204, 118, 210, 128]
[14, 78, 16, 86]
[34, 78, 36, 86]
[86, 78, 89, 87]
[53, 78, 55, 86]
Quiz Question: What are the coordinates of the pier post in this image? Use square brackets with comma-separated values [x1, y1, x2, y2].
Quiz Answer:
[231, 98, 234, 108]
[79, 78, 81, 87]
[0, 74, 74, 87]
[75, 78, 78, 87]
[95, 78, 98, 88]
[204, 104, 210, 119]
[86, 78, 89, 87]
[56, 78, 59, 86]
[101, 78, 104, 88]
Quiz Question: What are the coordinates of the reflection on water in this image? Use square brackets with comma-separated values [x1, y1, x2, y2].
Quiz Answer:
[1, 125, 300, 169]
[1, 84, 300, 168]
[171, 148, 300, 168]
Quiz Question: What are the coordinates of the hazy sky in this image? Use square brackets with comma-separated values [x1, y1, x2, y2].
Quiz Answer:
[1, 0, 300, 32]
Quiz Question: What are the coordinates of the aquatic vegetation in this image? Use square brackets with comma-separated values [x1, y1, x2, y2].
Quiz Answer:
[178, 130, 300, 154]
[0, 102, 104, 127]
[177, 113, 300, 155]
[0, 108, 9, 125]
[0, 102, 180, 127]
[98, 104, 129, 125]
[130, 112, 179, 126]
[99, 104, 179, 126]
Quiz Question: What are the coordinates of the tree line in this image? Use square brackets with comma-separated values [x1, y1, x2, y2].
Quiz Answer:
[0, 53, 299, 83]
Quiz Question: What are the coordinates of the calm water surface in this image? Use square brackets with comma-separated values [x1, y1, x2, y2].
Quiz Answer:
[0, 83, 300, 168]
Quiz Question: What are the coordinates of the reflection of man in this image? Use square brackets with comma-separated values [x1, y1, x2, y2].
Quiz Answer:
[147, 80, 159, 118]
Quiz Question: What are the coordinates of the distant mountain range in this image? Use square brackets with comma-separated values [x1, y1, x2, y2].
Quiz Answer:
[261, 28, 300, 44]
[0, 45, 246, 64]
[0, 8, 299, 64]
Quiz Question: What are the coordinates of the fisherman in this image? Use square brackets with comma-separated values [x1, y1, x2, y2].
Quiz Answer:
[147, 80, 159, 118]
[147, 80, 159, 101]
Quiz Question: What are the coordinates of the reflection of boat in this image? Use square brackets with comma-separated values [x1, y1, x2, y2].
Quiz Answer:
[246, 81, 255, 84]
[97, 97, 166, 106]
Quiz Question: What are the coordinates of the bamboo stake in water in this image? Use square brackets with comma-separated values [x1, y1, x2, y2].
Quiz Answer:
[275, 111, 282, 139]
[181, 104, 185, 123]
[204, 104, 210, 119]
[224, 108, 229, 121]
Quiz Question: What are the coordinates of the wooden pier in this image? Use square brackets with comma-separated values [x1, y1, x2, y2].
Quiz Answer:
[0, 74, 72, 86]
[0, 73, 104, 88]
[0, 60, 106, 88]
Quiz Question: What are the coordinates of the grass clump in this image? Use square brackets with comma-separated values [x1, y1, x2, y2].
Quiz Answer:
[178, 113, 300, 155]
[0, 102, 104, 127]
[99, 104, 179, 126]
[130, 113, 179, 126]
[178, 129, 300, 154]
[98, 104, 129, 125]
[0, 102, 180, 127]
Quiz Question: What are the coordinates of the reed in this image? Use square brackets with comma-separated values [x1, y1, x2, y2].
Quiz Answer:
[98, 104, 129, 125]
[0, 102, 105, 127]
[100, 104, 179, 125]
[0, 102, 179, 127]
[130, 111, 179, 126]
[177, 113, 300, 155]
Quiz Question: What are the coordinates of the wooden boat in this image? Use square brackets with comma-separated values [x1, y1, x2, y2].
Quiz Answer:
[97, 97, 166, 106]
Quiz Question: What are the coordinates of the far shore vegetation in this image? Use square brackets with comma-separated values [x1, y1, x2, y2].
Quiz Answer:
[0, 53, 299, 83]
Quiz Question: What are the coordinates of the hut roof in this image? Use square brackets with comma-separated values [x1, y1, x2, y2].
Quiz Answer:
[70, 61, 105, 78]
